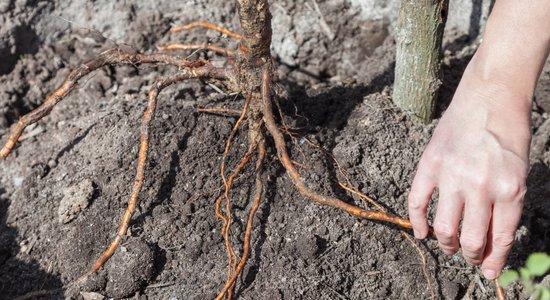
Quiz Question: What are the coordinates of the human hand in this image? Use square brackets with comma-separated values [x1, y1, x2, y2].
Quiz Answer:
[405, 0, 550, 280]
[407, 55, 532, 279]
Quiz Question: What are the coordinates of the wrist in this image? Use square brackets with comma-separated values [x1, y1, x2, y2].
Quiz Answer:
[448, 57, 533, 157]
[468, 43, 546, 103]
[461, 53, 533, 116]
[469, 0, 550, 99]
[447, 66, 533, 158]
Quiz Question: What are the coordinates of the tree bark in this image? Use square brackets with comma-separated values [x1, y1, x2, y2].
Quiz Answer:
[236, 0, 272, 63]
[394, 0, 448, 124]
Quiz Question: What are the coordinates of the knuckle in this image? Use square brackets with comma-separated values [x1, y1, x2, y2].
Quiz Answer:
[439, 245, 458, 256]
[408, 194, 425, 211]
[460, 236, 485, 255]
[465, 257, 483, 266]
[498, 179, 527, 200]
[453, 165, 488, 191]
[434, 222, 455, 241]
[469, 173, 489, 190]
[428, 153, 442, 167]
[492, 234, 515, 249]
[422, 146, 442, 168]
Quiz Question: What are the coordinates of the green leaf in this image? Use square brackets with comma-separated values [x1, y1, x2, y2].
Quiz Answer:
[527, 253, 550, 276]
[538, 287, 550, 300]
[498, 270, 519, 287]
[519, 267, 536, 292]
[520, 267, 531, 281]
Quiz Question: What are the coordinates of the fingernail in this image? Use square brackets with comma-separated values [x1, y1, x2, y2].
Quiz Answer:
[483, 269, 496, 280]
[413, 229, 421, 239]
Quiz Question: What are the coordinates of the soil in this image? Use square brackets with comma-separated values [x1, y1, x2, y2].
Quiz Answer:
[0, 1, 549, 299]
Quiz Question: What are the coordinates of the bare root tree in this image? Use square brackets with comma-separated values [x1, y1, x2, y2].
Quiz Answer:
[2, 1, 457, 299]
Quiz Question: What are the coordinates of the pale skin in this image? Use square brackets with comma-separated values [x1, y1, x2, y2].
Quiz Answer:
[408, 0, 550, 280]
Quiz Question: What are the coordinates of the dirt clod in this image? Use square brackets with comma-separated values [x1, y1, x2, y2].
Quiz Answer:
[58, 179, 95, 224]
[104, 238, 154, 298]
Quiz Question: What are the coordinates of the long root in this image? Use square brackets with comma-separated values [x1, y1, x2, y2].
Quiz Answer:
[216, 95, 252, 286]
[215, 138, 266, 300]
[260, 65, 417, 231]
[0, 48, 224, 159]
[80, 68, 225, 281]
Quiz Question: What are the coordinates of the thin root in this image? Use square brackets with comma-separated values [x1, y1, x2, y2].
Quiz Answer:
[197, 107, 242, 117]
[278, 87, 437, 299]
[14, 290, 57, 300]
[216, 138, 266, 300]
[402, 232, 435, 300]
[158, 44, 235, 56]
[214, 146, 255, 288]
[337, 181, 384, 211]
[216, 95, 252, 289]
[170, 21, 242, 39]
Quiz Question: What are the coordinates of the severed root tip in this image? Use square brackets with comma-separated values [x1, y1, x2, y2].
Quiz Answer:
[1, 137, 17, 159]
[75, 272, 91, 285]
[1, 119, 27, 159]
[0, 149, 9, 160]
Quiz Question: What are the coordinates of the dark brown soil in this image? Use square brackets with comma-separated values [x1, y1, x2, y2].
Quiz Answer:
[1, 1, 549, 299]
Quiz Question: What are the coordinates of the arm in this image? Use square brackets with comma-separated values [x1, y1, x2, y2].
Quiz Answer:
[408, 0, 550, 280]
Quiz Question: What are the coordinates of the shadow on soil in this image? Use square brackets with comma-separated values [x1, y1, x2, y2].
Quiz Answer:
[0, 25, 40, 76]
[512, 161, 550, 268]
[0, 187, 63, 299]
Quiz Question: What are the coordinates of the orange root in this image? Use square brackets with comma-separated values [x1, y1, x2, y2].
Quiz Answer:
[170, 21, 242, 39]
[216, 140, 265, 300]
[158, 44, 235, 56]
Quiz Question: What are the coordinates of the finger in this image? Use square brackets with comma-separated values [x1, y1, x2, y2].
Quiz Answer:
[460, 195, 492, 265]
[408, 164, 436, 239]
[481, 200, 523, 279]
[433, 187, 463, 256]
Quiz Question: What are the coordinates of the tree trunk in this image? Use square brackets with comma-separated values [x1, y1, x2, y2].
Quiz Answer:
[236, 0, 272, 62]
[234, 0, 273, 144]
[394, 0, 448, 124]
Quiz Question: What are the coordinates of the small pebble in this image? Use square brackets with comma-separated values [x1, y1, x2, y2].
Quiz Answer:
[80, 292, 105, 300]
[315, 224, 329, 236]
[12, 176, 24, 187]
[47, 159, 57, 168]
